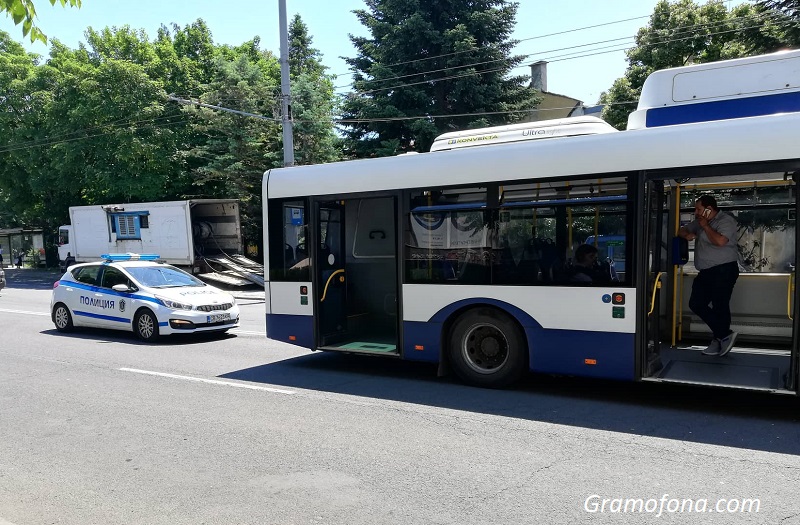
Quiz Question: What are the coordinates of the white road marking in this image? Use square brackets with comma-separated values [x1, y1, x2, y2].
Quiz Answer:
[119, 368, 295, 395]
[235, 329, 266, 336]
[0, 308, 50, 316]
[0, 518, 20, 525]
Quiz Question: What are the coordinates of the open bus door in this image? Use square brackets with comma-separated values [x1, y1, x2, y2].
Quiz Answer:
[641, 179, 667, 377]
[789, 173, 800, 392]
[315, 201, 348, 346]
[313, 197, 400, 355]
[641, 169, 800, 393]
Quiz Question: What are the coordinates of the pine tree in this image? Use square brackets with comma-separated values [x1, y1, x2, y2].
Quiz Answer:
[288, 15, 341, 165]
[340, 0, 538, 156]
[756, 0, 800, 44]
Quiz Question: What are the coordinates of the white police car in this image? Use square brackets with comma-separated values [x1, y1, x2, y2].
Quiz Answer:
[50, 254, 240, 341]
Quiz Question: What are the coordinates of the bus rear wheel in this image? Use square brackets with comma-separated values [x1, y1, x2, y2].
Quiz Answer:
[448, 307, 527, 388]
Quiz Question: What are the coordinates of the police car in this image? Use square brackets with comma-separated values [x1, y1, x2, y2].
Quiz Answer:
[50, 254, 240, 341]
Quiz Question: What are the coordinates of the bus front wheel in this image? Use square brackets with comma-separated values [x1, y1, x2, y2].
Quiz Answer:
[448, 308, 527, 388]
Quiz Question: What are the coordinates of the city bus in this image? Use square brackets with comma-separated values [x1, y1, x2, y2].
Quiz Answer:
[263, 50, 800, 393]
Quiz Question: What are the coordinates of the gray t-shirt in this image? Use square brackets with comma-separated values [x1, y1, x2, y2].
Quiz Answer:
[685, 210, 739, 271]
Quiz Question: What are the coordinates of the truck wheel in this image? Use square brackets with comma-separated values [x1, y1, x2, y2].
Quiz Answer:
[134, 309, 160, 342]
[52, 303, 74, 332]
[448, 307, 527, 388]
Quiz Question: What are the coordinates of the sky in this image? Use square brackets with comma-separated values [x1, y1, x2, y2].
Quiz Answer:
[2, 0, 749, 105]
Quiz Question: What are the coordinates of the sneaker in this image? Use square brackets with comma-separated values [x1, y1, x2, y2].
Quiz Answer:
[701, 339, 721, 355]
[718, 331, 738, 356]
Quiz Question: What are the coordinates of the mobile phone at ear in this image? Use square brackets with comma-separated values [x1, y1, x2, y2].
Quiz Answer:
[702, 208, 711, 218]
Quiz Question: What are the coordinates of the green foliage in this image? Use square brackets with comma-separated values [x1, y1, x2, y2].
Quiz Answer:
[600, 0, 797, 129]
[184, 51, 282, 246]
[0, 14, 343, 247]
[341, 0, 539, 156]
[756, 0, 800, 44]
[288, 14, 340, 165]
[1, 0, 80, 44]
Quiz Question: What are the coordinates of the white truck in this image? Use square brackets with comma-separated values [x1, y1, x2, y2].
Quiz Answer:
[57, 199, 263, 286]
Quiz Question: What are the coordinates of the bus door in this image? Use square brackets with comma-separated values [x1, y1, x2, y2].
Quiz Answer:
[790, 174, 800, 391]
[641, 178, 667, 377]
[314, 197, 400, 354]
[315, 200, 348, 346]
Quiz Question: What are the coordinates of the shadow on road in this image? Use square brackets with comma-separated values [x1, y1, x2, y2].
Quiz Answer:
[40, 327, 238, 346]
[4, 268, 62, 290]
[220, 351, 800, 456]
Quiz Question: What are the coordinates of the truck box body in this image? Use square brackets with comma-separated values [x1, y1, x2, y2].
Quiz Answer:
[58, 199, 242, 268]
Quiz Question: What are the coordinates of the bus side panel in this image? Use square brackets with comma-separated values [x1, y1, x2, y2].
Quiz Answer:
[402, 285, 637, 380]
[527, 328, 635, 381]
[266, 281, 314, 349]
[266, 314, 313, 348]
[402, 302, 636, 379]
[402, 321, 443, 362]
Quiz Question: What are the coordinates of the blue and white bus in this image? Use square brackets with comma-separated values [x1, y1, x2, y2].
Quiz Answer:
[263, 50, 800, 393]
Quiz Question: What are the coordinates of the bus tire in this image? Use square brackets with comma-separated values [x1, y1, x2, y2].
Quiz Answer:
[134, 309, 160, 342]
[448, 307, 527, 388]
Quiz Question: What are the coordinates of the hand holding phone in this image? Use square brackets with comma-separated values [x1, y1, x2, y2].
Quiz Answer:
[702, 207, 712, 218]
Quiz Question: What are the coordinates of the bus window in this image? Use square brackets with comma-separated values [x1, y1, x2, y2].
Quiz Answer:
[406, 187, 491, 284]
[268, 199, 309, 281]
[405, 178, 631, 286]
[585, 235, 626, 276]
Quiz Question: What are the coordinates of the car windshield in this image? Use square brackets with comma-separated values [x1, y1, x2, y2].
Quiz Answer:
[125, 265, 206, 288]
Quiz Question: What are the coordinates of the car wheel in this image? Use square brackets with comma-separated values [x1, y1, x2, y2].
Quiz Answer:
[448, 307, 528, 388]
[52, 303, 74, 332]
[134, 309, 160, 342]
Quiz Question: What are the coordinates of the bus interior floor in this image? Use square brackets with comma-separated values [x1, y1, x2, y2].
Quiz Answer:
[652, 345, 792, 391]
[319, 332, 399, 354]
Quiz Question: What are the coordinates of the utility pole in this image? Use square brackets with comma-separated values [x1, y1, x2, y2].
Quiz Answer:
[279, 0, 295, 167]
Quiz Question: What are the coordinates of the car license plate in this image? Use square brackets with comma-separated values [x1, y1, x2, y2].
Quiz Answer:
[207, 313, 231, 323]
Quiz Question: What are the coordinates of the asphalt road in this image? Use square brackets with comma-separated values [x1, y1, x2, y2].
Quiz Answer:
[1, 270, 800, 524]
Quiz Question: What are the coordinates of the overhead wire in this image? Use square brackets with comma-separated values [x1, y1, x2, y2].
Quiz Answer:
[329, 0, 748, 78]
[0, 1, 775, 151]
[0, 114, 190, 154]
[335, 9, 780, 94]
[343, 14, 782, 97]
[329, 13, 655, 78]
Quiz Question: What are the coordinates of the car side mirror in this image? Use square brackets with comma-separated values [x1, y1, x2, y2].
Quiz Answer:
[112, 284, 132, 293]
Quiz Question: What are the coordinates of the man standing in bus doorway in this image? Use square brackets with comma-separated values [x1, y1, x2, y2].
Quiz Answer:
[678, 195, 740, 356]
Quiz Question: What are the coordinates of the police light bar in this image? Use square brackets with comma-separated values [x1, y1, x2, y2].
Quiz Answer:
[101, 253, 160, 262]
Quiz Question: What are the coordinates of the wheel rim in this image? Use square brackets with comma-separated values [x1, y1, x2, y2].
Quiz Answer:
[460, 322, 510, 374]
[55, 306, 69, 328]
[138, 314, 154, 338]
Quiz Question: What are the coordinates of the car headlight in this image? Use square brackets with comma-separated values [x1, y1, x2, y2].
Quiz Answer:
[155, 295, 194, 310]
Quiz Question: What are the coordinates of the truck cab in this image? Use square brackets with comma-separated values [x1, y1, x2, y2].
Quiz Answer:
[57, 225, 76, 272]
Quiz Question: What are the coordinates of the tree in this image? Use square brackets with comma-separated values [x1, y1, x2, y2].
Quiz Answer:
[599, 0, 795, 129]
[0, 16, 343, 245]
[1, 0, 80, 44]
[340, 0, 539, 156]
[756, 0, 800, 44]
[0, 30, 40, 226]
[183, 47, 282, 250]
[288, 14, 340, 165]
[0, 28, 187, 230]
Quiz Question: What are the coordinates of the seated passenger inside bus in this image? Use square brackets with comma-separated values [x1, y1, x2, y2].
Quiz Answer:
[567, 244, 615, 284]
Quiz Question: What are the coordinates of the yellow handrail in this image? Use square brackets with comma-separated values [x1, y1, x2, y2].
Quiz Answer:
[648, 272, 664, 316]
[320, 269, 345, 303]
[788, 273, 795, 321]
